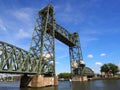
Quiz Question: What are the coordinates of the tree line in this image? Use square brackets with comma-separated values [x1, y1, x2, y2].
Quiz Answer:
[58, 63, 120, 79]
[100, 63, 119, 76]
[58, 72, 72, 80]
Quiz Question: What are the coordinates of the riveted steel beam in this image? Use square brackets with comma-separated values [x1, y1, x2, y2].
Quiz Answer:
[0, 41, 39, 74]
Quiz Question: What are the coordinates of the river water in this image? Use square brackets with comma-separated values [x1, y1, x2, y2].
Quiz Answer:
[0, 79, 120, 90]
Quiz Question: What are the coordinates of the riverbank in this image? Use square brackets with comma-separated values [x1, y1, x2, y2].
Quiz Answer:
[93, 77, 120, 80]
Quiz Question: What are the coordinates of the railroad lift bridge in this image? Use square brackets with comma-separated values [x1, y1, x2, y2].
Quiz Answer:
[0, 4, 94, 87]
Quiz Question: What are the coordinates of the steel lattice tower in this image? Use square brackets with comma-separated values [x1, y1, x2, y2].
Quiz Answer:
[30, 4, 55, 76]
[69, 33, 85, 75]
[29, 4, 85, 76]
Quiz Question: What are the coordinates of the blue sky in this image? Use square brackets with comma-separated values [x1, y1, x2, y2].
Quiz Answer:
[0, 0, 120, 74]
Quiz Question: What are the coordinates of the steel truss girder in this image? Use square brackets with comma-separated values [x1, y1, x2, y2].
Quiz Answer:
[54, 23, 76, 47]
[0, 41, 39, 74]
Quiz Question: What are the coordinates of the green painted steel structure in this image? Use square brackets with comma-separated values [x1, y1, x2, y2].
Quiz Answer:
[83, 67, 94, 76]
[0, 41, 39, 74]
[0, 4, 85, 76]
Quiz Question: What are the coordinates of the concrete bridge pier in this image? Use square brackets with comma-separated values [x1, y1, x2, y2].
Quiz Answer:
[20, 74, 32, 88]
[72, 76, 88, 81]
[20, 74, 58, 88]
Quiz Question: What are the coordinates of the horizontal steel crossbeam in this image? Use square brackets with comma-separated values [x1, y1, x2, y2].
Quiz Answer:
[47, 23, 76, 47]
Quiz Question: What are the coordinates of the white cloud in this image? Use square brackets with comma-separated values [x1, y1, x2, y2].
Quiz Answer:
[0, 51, 2, 55]
[55, 3, 83, 24]
[87, 54, 93, 58]
[15, 11, 29, 20]
[79, 29, 101, 35]
[65, 3, 72, 12]
[12, 8, 36, 23]
[100, 53, 106, 57]
[56, 61, 60, 64]
[81, 36, 98, 47]
[16, 29, 31, 38]
[55, 3, 72, 13]
[116, 63, 120, 69]
[0, 19, 7, 31]
[80, 0, 102, 9]
[57, 55, 68, 59]
[95, 62, 102, 66]
[92, 68, 101, 74]
[79, 29, 100, 47]
[55, 0, 102, 25]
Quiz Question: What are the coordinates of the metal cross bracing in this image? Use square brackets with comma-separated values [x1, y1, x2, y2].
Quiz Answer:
[30, 4, 85, 76]
[29, 5, 56, 76]
[69, 33, 85, 75]
[0, 41, 39, 74]
[0, 4, 84, 76]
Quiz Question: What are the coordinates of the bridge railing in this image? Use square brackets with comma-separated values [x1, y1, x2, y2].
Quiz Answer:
[0, 41, 39, 74]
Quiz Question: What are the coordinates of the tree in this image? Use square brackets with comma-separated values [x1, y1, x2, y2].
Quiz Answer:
[58, 72, 72, 80]
[108, 63, 119, 75]
[100, 63, 119, 76]
[100, 64, 109, 73]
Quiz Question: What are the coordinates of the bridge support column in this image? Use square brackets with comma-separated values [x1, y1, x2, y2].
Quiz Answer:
[72, 76, 88, 81]
[28, 75, 58, 87]
[20, 74, 32, 88]
[20, 75, 58, 88]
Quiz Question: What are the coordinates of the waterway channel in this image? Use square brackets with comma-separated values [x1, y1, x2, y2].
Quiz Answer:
[0, 79, 120, 90]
